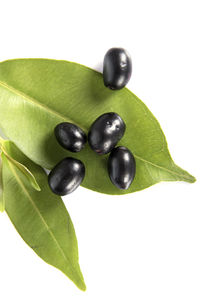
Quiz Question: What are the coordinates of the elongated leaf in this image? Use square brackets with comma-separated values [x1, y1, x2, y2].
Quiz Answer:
[0, 153, 4, 212]
[0, 59, 195, 195]
[1, 143, 40, 191]
[1, 140, 86, 291]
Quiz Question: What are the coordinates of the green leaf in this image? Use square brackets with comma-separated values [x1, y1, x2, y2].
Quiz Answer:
[0, 152, 4, 212]
[1, 140, 86, 291]
[1, 142, 41, 191]
[0, 59, 195, 195]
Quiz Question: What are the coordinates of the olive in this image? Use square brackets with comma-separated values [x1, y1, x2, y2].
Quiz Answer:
[108, 146, 136, 190]
[103, 48, 132, 90]
[88, 112, 126, 155]
[48, 157, 85, 196]
[55, 122, 87, 152]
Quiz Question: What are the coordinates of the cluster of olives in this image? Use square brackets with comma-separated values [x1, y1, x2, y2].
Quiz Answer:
[48, 48, 135, 196]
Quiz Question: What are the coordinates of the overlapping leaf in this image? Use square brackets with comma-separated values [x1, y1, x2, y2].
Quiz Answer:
[1, 140, 86, 291]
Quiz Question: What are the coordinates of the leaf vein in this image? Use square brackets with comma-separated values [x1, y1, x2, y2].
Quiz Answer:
[134, 154, 194, 182]
[0, 80, 87, 132]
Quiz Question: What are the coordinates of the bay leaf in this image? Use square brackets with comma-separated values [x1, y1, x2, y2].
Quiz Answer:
[1, 140, 86, 291]
[0, 59, 195, 195]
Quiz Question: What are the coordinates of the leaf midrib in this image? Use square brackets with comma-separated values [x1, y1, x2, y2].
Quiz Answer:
[0, 80, 194, 182]
[0, 80, 87, 132]
[6, 158, 83, 284]
[134, 155, 194, 182]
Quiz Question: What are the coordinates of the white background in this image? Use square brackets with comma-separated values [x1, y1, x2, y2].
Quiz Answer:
[0, 0, 200, 299]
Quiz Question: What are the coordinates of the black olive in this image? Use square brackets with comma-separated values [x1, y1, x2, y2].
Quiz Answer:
[88, 112, 126, 155]
[55, 122, 87, 152]
[103, 48, 132, 90]
[48, 157, 85, 196]
[108, 146, 136, 190]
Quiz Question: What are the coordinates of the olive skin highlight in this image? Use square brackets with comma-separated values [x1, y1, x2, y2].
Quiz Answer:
[55, 122, 87, 152]
[88, 112, 126, 155]
[108, 146, 136, 190]
[103, 48, 132, 90]
[48, 157, 85, 196]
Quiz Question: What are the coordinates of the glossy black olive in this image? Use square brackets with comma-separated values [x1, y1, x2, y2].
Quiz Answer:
[55, 122, 87, 152]
[103, 48, 132, 90]
[48, 157, 85, 196]
[108, 146, 136, 190]
[88, 112, 126, 155]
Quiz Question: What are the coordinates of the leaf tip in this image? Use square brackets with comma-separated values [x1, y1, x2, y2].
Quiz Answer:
[190, 175, 196, 183]
[184, 170, 196, 183]
[34, 183, 41, 192]
[78, 281, 87, 292]
[72, 271, 86, 291]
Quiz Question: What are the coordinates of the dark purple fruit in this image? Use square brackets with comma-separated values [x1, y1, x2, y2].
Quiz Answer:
[108, 146, 136, 190]
[55, 122, 87, 152]
[48, 157, 85, 196]
[103, 48, 132, 90]
[88, 112, 126, 155]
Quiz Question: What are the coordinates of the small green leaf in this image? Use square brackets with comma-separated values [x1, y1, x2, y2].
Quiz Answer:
[1, 141, 41, 191]
[1, 141, 86, 291]
[0, 59, 195, 195]
[0, 152, 4, 212]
